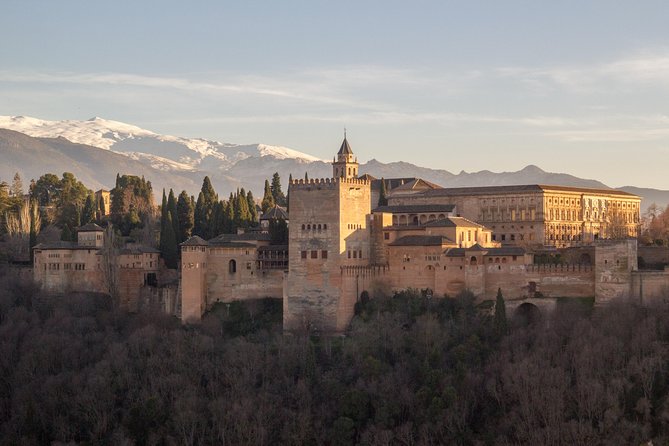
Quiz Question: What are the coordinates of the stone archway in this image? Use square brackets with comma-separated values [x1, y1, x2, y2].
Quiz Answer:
[513, 302, 542, 326]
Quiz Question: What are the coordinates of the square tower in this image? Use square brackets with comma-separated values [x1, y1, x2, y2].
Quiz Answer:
[285, 139, 371, 332]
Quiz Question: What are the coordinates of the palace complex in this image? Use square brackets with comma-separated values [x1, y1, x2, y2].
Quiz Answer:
[32, 136, 669, 332]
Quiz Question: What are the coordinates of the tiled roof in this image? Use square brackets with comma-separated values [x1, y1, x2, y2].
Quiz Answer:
[390, 178, 442, 192]
[180, 236, 209, 246]
[389, 235, 454, 246]
[373, 204, 456, 213]
[424, 217, 484, 228]
[209, 232, 272, 243]
[260, 205, 288, 220]
[119, 246, 161, 255]
[257, 244, 288, 251]
[77, 223, 104, 232]
[419, 184, 639, 198]
[209, 241, 256, 248]
[338, 137, 353, 155]
[444, 246, 527, 257]
[33, 241, 99, 250]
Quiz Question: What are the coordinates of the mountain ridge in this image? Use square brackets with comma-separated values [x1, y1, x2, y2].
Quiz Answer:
[0, 115, 667, 211]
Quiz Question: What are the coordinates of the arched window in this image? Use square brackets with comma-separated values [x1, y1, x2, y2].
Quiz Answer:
[229, 259, 237, 274]
[470, 256, 478, 265]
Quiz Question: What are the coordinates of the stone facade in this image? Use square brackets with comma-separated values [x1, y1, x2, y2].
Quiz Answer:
[388, 185, 641, 248]
[180, 233, 287, 324]
[33, 223, 164, 312]
[178, 137, 650, 332]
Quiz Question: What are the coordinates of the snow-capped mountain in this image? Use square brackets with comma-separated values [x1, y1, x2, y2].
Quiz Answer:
[0, 115, 667, 211]
[0, 115, 322, 172]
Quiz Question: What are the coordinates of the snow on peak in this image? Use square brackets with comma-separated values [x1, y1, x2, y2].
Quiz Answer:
[0, 115, 324, 171]
[257, 144, 323, 162]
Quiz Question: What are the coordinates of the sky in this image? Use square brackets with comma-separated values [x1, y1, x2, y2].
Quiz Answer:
[1, 1, 669, 188]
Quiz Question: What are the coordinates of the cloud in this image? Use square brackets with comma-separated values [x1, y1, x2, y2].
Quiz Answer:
[495, 51, 669, 92]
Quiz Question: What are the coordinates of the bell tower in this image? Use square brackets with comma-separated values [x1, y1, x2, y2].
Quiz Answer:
[332, 131, 359, 179]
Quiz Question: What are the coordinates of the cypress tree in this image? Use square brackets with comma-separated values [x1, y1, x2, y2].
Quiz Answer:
[61, 224, 72, 242]
[378, 178, 388, 207]
[261, 179, 274, 213]
[304, 172, 309, 181]
[287, 174, 292, 211]
[225, 198, 235, 233]
[247, 190, 258, 224]
[177, 190, 194, 241]
[270, 172, 286, 206]
[29, 200, 38, 265]
[167, 189, 179, 243]
[162, 212, 178, 269]
[494, 288, 508, 337]
[160, 189, 168, 253]
[193, 191, 206, 238]
[82, 193, 96, 225]
[235, 188, 251, 228]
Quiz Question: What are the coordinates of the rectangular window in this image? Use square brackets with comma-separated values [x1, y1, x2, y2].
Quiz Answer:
[384, 232, 389, 240]
[301, 251, 307, 259]
[321, 250, 328, 259]
[246, 262, 252, 269]
[348, 250, 351, 259]
[492, 234, 496, 241]
[311, 250, 318, 259]
[359, 250, 362, 259]
[501, 234, 506, 241]
[510, 234, 515, 241]
[353, 251, 357, 258]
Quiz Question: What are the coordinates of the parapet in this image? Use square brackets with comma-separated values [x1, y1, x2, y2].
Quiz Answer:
[289, 177, 371, 190]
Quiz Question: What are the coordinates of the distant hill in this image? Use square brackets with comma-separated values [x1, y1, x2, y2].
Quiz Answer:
[0, 115, 668, 211]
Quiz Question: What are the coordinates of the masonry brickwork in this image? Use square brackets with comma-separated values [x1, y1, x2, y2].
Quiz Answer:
[175, 137, 660, 333]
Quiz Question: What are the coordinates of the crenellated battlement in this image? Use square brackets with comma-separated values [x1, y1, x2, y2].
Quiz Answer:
[289, 177, 371, 190]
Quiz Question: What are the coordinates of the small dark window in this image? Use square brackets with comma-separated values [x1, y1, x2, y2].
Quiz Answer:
[384, 232, 389, 240]
[353, 251, 357, 259]
[229, 259, 237, 273]
[501, 234, 506, 241]
[301, 251, 307, 259]
[321, 250, 328, 259]
[323, 224, 327, 230]
[358, 250, 362, 259]
[302, 224, 305, 230]
[311, 250, 318, 259]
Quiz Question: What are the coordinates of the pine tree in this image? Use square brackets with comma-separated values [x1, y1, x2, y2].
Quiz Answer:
[270, 172, 286, 207]
[378, 178, 388, 207]
[162, 212, 178, 269]
[11, 172, 23, 198]
[177, 190, 194, 242]
[261, 179, 275, 213]
[494, 288, 508, 337]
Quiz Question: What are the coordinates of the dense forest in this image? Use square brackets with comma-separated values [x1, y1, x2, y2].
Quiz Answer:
[1, 265, 669, 445]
